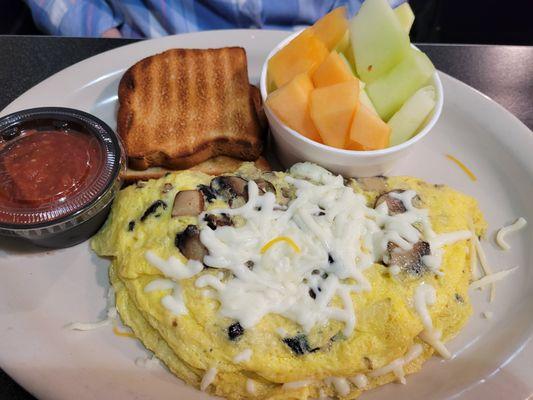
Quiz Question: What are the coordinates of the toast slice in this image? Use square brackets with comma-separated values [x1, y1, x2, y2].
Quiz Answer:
[117, 47, 265, 170]
[249, 84, 268, 132]
[123, 156, 271, 183]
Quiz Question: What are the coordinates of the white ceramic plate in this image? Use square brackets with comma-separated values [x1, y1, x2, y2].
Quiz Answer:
[1, 30, 532, 400]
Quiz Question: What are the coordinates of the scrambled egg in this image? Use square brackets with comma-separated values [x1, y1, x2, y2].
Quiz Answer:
[92, 163, 486, 399]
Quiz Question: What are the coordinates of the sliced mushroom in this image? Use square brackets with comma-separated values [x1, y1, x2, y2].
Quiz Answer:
[197, 184, 217, 202]
[355, 176, 388, 193]
[374, 189, 408, 215]
[175, 225, 208, 261]
[278, 186, 295, 206]
[203, 213, 232, 230]
[171, 190, 205, 217]
[261, 171, 278, 181]
[161, 183, 173, 193]
[255, 178, 276, 194]
[210, 176, 249, 208]
[384, 241, 430, 276]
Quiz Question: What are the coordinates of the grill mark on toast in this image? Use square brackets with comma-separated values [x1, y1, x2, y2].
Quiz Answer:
[158, 55, 170, 150]
[178, 49, 192, 154]
[138, 57, 154, 151]
[168, 51, 178, 150]
[149, 57, 159, 149]
[193, 50, 208, 149]
[217, 49, 230, 136]
[206, 50, 224, 140]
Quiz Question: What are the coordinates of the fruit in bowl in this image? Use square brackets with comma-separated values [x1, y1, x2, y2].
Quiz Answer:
[264, 0, 439, 152]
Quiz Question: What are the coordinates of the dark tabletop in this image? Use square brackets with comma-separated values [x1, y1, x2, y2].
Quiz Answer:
[0, 36, 532, 399]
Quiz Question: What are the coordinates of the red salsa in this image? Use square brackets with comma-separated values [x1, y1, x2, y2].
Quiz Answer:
[0, 129, 104, 223]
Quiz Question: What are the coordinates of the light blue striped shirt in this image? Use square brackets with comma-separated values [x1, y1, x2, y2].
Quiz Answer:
[25, 0, 405, 38]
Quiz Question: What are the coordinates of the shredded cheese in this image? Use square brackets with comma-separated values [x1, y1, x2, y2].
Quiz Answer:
[446, 154, 477, 181]
[200, 367, 217, 391]
[368, 343, 423, 384]
[144, 278, 188, 315]
[260, 236, 301, 254]
[66, 288, 117, 331]
[467, 223, 481, 280]
[246, 379, 256, 394]
[413, 283, 451, 359]
[233, 348, 253, 363]
[470, 267, 518, 290]
[113, 326, 136, 338]
[419, 330, 450, 360]
[66, 319, 112, 331]
[472, 234, 496, 302]
[496, 217, 527, 250]
[349, 374, 368, 389]
[324, 377, 350, 396]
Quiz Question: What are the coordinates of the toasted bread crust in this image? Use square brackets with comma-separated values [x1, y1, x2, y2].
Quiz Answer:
[249, 85, 268, 132]
[123, 156, 271, 182]
[117, 48, 264, 170]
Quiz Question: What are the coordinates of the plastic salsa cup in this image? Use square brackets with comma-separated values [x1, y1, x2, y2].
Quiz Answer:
[0, 107, 125, 248]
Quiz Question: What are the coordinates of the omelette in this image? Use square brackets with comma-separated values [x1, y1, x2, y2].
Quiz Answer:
[92, 162, 486, 399]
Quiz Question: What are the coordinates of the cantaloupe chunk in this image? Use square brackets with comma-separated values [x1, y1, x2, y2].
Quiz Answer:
[350, 0, 410, 83]
[312, 51, 356, 87]
[346, 103, 390, 150]
[366, 48, 436, 121]
[311, 7, 349, 50]
[266, 73, 322, 142]
[309, 80, 359, 148]
[394, 3, 415, 33]
[268, 29, 329, 88]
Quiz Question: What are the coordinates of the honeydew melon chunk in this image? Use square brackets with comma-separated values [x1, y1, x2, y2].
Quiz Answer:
[311, 6, 349, 50]
[267, 29, 329, 88]
[312, 51, 355, 87]
[394, 3, 415, 33]
[334, 30, 351, 55]
[266, 73, 322, 143]
[358, 80, 379, 116]
[339, 52, 357, 76]
[388, 85, 436, 146]
[310, 80, 360, 148]
[350, 0, 410, 83]
[366, 48, 436, 121]
[335, 31, 357, 76]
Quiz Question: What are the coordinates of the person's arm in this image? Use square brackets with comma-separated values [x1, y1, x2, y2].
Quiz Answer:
[101, 27, 122, 38]
[24, 0, 123, 37]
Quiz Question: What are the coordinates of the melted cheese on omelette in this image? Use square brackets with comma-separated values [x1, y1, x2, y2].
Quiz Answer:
[92, 162, 487, 400]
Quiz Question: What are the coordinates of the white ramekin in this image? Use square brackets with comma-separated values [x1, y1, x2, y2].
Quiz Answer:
[259, 31, 444, 177]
